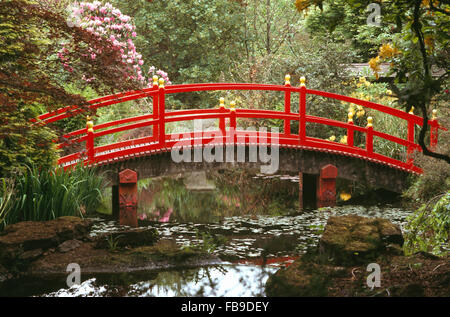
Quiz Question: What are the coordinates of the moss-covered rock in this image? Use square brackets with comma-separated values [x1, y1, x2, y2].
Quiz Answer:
[265, 259, 332, 297]
[319, 215, 403, 266]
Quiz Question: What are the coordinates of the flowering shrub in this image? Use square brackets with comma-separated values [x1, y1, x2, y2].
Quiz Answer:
[62, 1, 170, 87]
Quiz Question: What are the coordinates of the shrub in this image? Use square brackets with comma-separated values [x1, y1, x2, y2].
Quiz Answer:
[403, 105, 450, 202]
[0, 164, 105, 229]
[404, 191, 450, 256]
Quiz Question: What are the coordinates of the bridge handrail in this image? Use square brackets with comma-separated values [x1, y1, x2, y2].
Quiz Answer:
[39, 80, 444, 174]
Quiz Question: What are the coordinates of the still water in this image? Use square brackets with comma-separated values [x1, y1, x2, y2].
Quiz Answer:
[2, 172, 415, 297]
[38, 205, 412, 297]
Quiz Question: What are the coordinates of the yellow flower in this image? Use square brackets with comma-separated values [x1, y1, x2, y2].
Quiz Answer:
[340, 192, 352, 201]
[295, 0, 310, 12]
[357, 110, 365, 118]
[340, 135, 348, 144]
[329, 135, 336, 142]
[424, 36, 434, 51]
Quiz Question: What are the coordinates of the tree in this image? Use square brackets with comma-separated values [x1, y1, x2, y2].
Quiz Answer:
[0, 0, 162, 175]
[108, 0, 246, 106]
[295, 0, 450, 164]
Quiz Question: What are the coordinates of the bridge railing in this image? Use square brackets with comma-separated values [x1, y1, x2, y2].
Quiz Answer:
[41, 76, 445, 174]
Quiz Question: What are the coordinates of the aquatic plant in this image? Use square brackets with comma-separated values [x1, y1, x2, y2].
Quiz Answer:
[0, 164, 105, 228]
[106, 234, 124, 252]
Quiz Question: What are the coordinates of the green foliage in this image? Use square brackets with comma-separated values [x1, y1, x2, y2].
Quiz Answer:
[0, 164, 105, 229]
[190, 230, 227, 254]
[0, 178, 14, 226]
[109, 0, 245, 106]
[0, 105, 58, 176]
[303, 1, 392, 61]
[106, 234, 124, 252]
[404, 107, 450, 202]
[404, 191, 450, 256]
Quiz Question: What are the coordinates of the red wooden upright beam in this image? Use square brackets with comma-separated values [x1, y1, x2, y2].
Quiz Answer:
[86, 116, 95, 163]
[230, 101, 237, 144]
[347, 111, 354, 147]
[430, 110, 439, 150]
[219, 97, 226, 136]
[158, 79, 166, 146]
[299, 77, 306, 144]
[366, 117, 374, 155]
[284, 75, 291, 136]
[152, 76, 159, 142]
[406, 111, 415, 164]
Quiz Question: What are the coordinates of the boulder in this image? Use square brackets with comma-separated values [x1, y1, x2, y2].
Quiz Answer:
[57, 239, 82, 253]
[94, 227, 159, 249]
[0, 217, 92, 269]
[319, 215, 403, 266]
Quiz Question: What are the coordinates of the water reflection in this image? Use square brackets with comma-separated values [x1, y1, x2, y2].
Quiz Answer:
[136, 170, 299, 224]
[44, 264, 279, 297]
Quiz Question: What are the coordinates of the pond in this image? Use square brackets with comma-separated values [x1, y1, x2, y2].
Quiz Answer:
[1, 171, 415, 297]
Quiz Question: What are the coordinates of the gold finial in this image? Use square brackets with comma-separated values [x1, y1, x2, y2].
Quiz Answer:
[285, 74, 291, 85]
[366, 116, 373, 128]
[432, 109, 437, 120]
[348, 111, 354, 123]
[153, 75, 159, 86]
[219, 97, 225, 108]
[86, 116, 94, 133]
[409, 106, 414, 115]
[300, 76, 306, 87]
[230, 100, 236, 111]
[158, 78, 165, 88]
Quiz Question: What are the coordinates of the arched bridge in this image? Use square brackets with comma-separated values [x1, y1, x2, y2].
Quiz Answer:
[37, 76, 444, 226]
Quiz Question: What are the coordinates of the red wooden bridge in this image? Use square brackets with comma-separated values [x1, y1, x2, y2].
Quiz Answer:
[38, 76, 442, 174]
[37, 76, 444, 226]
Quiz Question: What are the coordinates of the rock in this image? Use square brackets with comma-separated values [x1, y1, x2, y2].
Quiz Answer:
[265, 260, 331, 297]
[18, 249, 43, 261]
[57, 239, 82, 253]
[319, 215, 404, 266]
[0, 217, 92, 270]
[94, 228, 159, 249]
[392, 283, 425, 297]
[0, 264, 12, 283]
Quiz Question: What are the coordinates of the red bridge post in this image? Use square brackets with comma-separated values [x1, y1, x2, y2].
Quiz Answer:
[299, 77, 306, 144]
[407, 107, 415, 164]
[284, 75, 291, 136]
[430, 109, 439, 150]
[219, 97, 226, 136]
[118, 169, 138, 228]
[317, 164, 338, 208]
[347, 111, 354, 147]
[230, 101, 237, 144]
[366, 117, 373, 155]
[152, 76, 159, 142]
[86, 116, 95, 163]
[158, 78, 166, 146]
